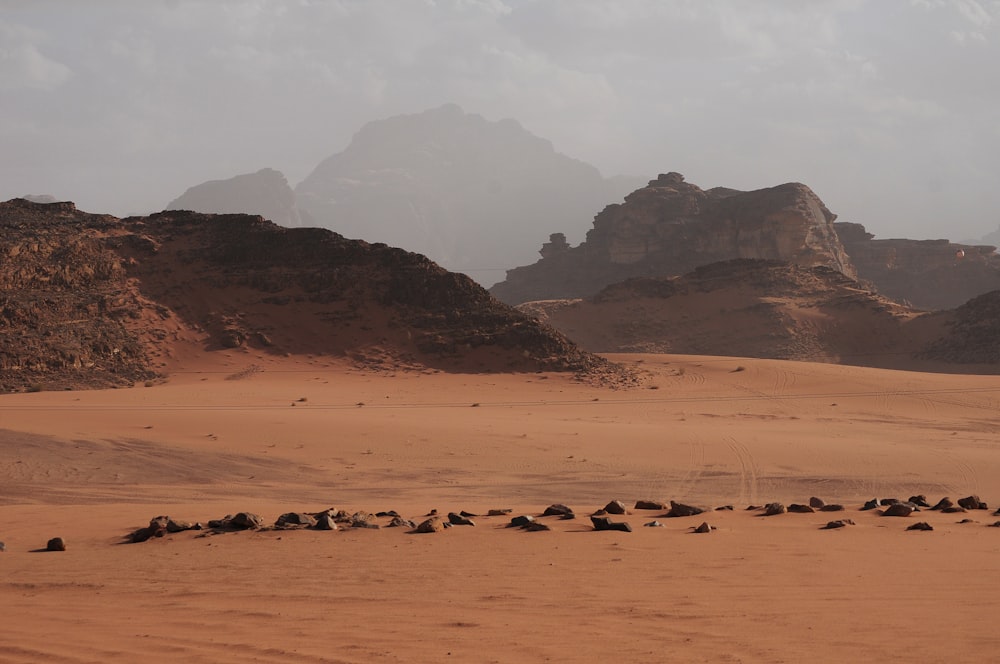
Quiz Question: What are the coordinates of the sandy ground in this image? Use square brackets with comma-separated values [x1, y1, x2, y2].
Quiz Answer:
[2, 353, 1000, 663]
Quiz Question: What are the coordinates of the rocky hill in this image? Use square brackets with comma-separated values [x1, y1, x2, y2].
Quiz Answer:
[166, 168, 307, 228]
[294, 104, 644, 281]
[834, 222, 1000, 310]
[0, 198, 624, 392]
[517, 259, 999, 372]
[491, 173, 854, 305]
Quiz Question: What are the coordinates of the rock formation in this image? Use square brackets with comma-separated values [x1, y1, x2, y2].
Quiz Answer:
[166, 168, 307, 228]
[834, 222, 1000, 310]
[0, 198, 625, 392]
[490, 173, 854, 305]
[294, 104, 644, 281]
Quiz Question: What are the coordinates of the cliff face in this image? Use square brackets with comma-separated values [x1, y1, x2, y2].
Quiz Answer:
[166, 168, 307, 228]
[294, 104, 644, 281]
[834, 222, 1000, 311]
[490, 173, 854, 305]
[0, 198, 618, 392]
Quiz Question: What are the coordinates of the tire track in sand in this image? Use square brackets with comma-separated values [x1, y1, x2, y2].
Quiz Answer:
[725, 436, 761, 506]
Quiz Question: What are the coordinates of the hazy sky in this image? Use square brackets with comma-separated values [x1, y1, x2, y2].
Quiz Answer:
[2, 0, 998, 242]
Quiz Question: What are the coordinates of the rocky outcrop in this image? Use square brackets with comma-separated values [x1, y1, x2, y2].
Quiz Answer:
[0, 198, 626, 392]
[490, 173, 855, 305]
[835, 222, 1000, 310]
[167, 168, 307, 228]
[295, 104, 644, 281]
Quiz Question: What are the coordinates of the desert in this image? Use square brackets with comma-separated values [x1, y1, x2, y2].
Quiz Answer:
[3, 348, 1000, 662]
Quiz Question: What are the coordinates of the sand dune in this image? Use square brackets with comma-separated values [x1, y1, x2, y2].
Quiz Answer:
[2, 354, 1000, 662]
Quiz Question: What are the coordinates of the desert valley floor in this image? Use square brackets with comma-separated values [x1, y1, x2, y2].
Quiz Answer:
[2, 353, 1000, 663]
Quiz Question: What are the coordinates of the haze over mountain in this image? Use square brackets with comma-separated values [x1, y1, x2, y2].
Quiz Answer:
[3, 2, 999, 245]
[294, 104, 643, 279]
[166, 168, 307, 229]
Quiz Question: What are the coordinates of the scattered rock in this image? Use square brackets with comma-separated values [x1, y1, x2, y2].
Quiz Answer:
[666, 501, 704, 518]
[542, 504, 574, 517]
[166, 518, 197, 533]
[603, 500, 628, 515]
[415, 516, 445, 533]
[634, 500, 667, 510]
[930, 497, 953, 511]
[819, 504, 845, 512]
[46, 537, 66, 552]
[809, 497, 826, 509]
[275, 512, 317, 528]
[821, 519, 855, 529]
[787, 504, 815, 513]
[714, 505, 734, 511]
[523, 521, 552, 532]
[376, 510, 400, 518]
[591, 515, 632, 532]
[909, 495, 930, 508]
[488, 509, 513, 516]
[879, 498, 900, 506]
[882, 503, 915, 517]
[386, 516, 415, 529]
[861, 499, 879, 511]
[745, 505, 763, 511]
[350, 511, 377, 528]
[941, 506, 967, 514]
[763, 503, 786, 516]
[958, 518, 976, 524]
[692, 522, 714, 534]
[644, 520, 664, 528]
[447, 512, 475, 526]
[989, 521, 1000, 528]
[958, 495, 988, 510]
[314, 514, 339, 530]
[459, 510, 479, 518]
[509, 515, 535, 528]
[226, 512, 264, 530]
[906, 522, 934, 531]
[0, 541, 5, 552]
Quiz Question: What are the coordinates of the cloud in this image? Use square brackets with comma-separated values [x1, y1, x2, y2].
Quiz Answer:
[0, 22, 72, 90]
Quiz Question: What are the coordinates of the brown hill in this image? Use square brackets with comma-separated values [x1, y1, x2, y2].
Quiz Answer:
[517, 259, 999, 372]
[490, 172, 854, 305]
[0, 198, 624, 392]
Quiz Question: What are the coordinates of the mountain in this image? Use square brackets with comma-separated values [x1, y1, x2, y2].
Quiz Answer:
[0, 198, 626, 392]
[166, 168, 307, 228]
[835, 222, 1000, 311]
[294, 104, 644, 282]
[517, 259, 999, 372]
[491, 172, 854, 305]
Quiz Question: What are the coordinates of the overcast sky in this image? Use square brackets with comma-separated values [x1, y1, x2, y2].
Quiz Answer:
[2, 0, 998, 242]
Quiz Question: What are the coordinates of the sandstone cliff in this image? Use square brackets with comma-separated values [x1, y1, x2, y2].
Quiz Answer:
[294, 104, 644, 281]
[0, 198, 621, 392]
[167, 168, 307, 228]
[834, 222, 1000, 311]
[491, 173, 854, 305]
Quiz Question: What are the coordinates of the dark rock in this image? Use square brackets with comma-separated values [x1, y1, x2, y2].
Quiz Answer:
[634, 500, 667, 510]
[714, 505, 734, 511]
[931, 497, 954, 511]
[666, 500, 704, 518]
[416, 516, 445, 533]
[166, 518, 195, 533]
[523, 521, 552, 532]
[942, 506, 967, 513]
[644, 520, 664, 528]
[809, 497, 826, 509]
[989, 521, 1000, 528]
[591, 515, 632, 532]
[488, 509, 513, 516]
[314, 514, 339, 531]
[880, 498, 900, 506]
[861, 499, 880, 511]
[386, 516, 415, 529]
[509, 515, 535, 528]
[906, 522, 934, 531]
[603, 500, 628, 515]
[909, 495, 930, 508]
[46, 537, 66, 552]
[542, 504, 574, 517]
[559, 512, 576, 520]
[459, 510, 479, 518]
[821, 519, 855, 529]
[376, 510, 400, 518]
[692, 522, 714, 534]
[958, 518, 976, 524]
[275, 512, 317, 528]
[958, 495, 988, 510]
[745, 505, 763, 511]
[787, 504, 815, 513]
[221, 512, 263, 530]
[882, 503, 915, 517]
[763, 503, 786, 516]
[0, 541, 5, 552]
[447, 512, 475, 526]
[819, 504, 845, 512]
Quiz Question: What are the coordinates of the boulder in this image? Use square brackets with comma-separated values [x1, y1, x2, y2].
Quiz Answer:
[667, 501, 704, 518]
[906, 522, 934, 531]
[882, 503, 915, 517]
[386, 516, 415, 529]
[447, 512, 475, 526]
[787, 504, 815, 513]
[415, 516, 445, 533]
[591, 516, 632, 532]
[909, 495, 930, 508]
[819, 504, 845, 512]
[314, 514, 339, 531]
[763, 503, 786, 516]
[275, 512, 317, 528]
[542, 504, 574, 517]
[603, 500, 628, 515]
[524, 521, 552, 532]
[930, 497, 953, 511]
[692, 522, 714, 534]
[46, 537, 66, 552]
[861, 499, 879, 511]
[509, 515, 535, 528]
[166, 518, 197, 533]
[958, 495, 988, 510]
[809, 497, 826, 509]
[634, 500, 667, 511]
